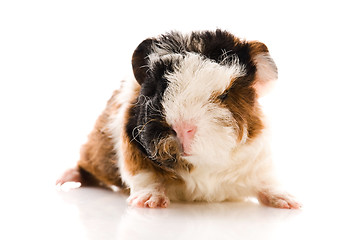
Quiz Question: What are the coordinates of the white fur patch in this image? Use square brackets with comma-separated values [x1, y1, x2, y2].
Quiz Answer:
[125, 170, 161, 193]
[107, 79, 137, 184]
[158, 52, 277, 202]
[166, 129, 277, 202]
[161, 53, 246, 167]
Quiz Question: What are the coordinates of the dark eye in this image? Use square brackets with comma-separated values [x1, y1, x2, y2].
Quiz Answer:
[218, 90, 229, 101]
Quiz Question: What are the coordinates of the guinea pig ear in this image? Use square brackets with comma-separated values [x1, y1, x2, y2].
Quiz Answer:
[132, 38, 154, 85]
[249, 41, 278, 98]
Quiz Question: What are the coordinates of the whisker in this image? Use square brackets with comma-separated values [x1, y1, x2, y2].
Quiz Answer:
[145, 99, 164, 117]
[129, 119, 156, 146]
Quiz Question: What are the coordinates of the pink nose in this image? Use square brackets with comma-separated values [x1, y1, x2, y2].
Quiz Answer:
[172, 121, 197, 155]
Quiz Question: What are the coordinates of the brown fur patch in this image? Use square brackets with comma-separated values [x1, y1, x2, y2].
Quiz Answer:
[155, 136, 193, 172]
[121, 115, 191, 181]
[121, 132, 154, 176]
[121, 131, 189, 186]
[156, 136, 182, 163]
[220, 40, 273, 142]
[249, 41, 269, 56]
[248, 41, 278, 98]
[224, 79, 264, 142]
[77, 89, 124, 188]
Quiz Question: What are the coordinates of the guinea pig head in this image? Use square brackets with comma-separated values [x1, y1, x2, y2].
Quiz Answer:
[129, 30, 278, 169]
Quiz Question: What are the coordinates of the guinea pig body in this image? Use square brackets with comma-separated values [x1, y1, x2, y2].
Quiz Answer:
[57, 30, 301, 209]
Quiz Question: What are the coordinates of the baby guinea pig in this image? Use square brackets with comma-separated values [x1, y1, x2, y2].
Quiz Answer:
[57, 30, 301, 209]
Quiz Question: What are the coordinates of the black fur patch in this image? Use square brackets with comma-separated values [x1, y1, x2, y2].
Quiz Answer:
[126, 56, 181, 170]
[149, 30, 256, 79]
[131, 38, 154, 85]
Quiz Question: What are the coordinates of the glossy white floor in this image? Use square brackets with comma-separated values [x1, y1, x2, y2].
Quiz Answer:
[2, 177, 360, 240]
[1, 1, 361, 239]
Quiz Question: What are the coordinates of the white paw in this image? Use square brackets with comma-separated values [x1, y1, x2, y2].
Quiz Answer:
[258, 190, 302, 209]
[127, 190, 170, 208]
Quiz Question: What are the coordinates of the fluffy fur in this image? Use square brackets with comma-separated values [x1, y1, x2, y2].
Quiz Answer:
[57, 30, 301, 209]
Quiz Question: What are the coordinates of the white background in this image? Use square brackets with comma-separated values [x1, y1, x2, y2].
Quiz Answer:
[1, 0, 361, 239]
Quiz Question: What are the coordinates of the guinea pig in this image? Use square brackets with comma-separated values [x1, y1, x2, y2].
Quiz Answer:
[57, 29, 301, 209]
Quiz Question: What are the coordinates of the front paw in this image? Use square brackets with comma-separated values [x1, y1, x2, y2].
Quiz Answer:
[258, 190, 302, 209]
[127, 190, 170, 208]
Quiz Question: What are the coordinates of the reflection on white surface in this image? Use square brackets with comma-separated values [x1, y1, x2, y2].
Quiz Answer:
[56, 187, 300, 240]
[3, 185, 352, 240]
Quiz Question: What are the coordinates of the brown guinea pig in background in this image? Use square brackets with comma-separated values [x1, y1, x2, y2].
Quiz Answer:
[57, 29, 301, 209]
